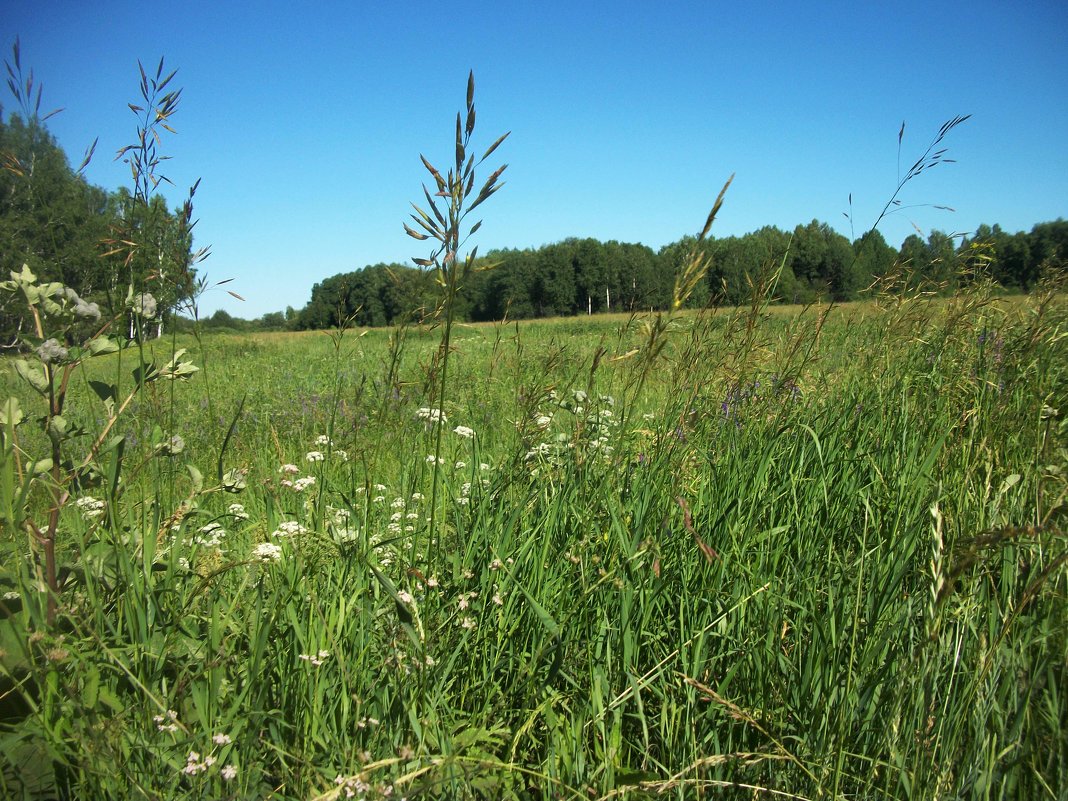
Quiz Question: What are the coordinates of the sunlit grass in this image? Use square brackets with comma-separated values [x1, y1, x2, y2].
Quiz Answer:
[2, 278, 1065, 799]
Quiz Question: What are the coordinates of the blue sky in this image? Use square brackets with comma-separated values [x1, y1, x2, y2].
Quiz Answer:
[5, 1, 1067, 318]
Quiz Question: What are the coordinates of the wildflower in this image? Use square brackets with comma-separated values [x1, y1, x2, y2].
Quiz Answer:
[426, 576, 439, 588]
[534, 414, 552, 429]
[272, 521, 306, 538]
[573, 390, 588, 403]
[410, 492, 425, 501]
[374, 483, 387, 492]
[391, 498, 406, 509]
[251, 542, 283, 562]
[75, 496, 106, 519]
[212, 733, 232, 745]
[397, 590, 414, 605]
[293, 476, 316, 492]
[455, 460, 467, 470]
[453, 425, 475, 438]
[328, 506, 351, 525]
[333, 527, 357, 544]
[415, 407, 447, 424]
[334, 448, 349, 462]
[479, 463, 491, 471]
[153, 710, 180, 732]
[459, 617, 476, 630]
[35, 338, 68, 364]
[305, 450, 325, 463]
[182, 749, 215, 775]
[46, 645, 70, 662]
[298, 649, 331, 666]
[492, 588, 504, 606]
[220, 764, 237, 781]
[315, 434, 332, 447]
[489, 558, 503, 571]
[426, 455, 440, 465]
[373, 495, 386, 503]
[193, 522, 226, 548]
[279, 463, 300, 475]
[228, 503, 249, 520]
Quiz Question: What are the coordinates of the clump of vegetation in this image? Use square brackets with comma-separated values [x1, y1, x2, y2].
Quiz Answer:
[1, 41, 1066, 801]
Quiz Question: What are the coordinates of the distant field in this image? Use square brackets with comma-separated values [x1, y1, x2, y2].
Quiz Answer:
[2, 287, 1066, 799]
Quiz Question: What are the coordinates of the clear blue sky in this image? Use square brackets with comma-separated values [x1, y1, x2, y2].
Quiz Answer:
[5, 1, 1067, 318]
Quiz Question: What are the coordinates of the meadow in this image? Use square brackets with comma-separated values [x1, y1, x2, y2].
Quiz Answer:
[1, 277, 1066, 799]
[1, 57, 1065, 800]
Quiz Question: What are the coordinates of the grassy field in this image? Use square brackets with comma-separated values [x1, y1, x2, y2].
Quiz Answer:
[1, 285, 1066, 799]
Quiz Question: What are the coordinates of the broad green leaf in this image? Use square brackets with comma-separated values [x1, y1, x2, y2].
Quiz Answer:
[86, 337, 119, 356]
[221, 468, 247, 493]
[13, 359, 48, 394]
[46, 415, 68, 443]
[88, 380, 116, 404]
[187, 464, 203, 494]
[0, 398, 22, 427]
[29, 457, 53, 475]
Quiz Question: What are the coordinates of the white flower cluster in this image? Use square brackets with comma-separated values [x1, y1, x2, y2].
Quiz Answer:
[192, 522, 226, 549]
[228, 503, 249, 521]
[272, 520, 307, 538]
[298, 649, 331, 666]
[416, 407, 447, 424]
[76, 496, 106, 519]
[251, 542, 282, 562]
[181, 742, 236, 781]
[153, 709, 180, 733]
[279, 461, 317, 492]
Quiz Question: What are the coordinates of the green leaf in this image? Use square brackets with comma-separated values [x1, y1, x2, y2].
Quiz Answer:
[82, 665, 100, 708]
[86, 337, 119, 357]
[187, 464, 203, 494]
[88, 380, 116, 405]
[28, 457, 53, 475]
[221, 468, 247, 493]
[0, 398, 22, 427]
[13, 359, 49, 394]
[46, 415, 69, 444]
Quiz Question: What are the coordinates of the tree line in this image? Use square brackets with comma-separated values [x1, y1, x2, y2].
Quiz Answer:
[293, 219, 1066, 330]
[1, 111, 194, 344]
[2, 108, 1064, 337]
